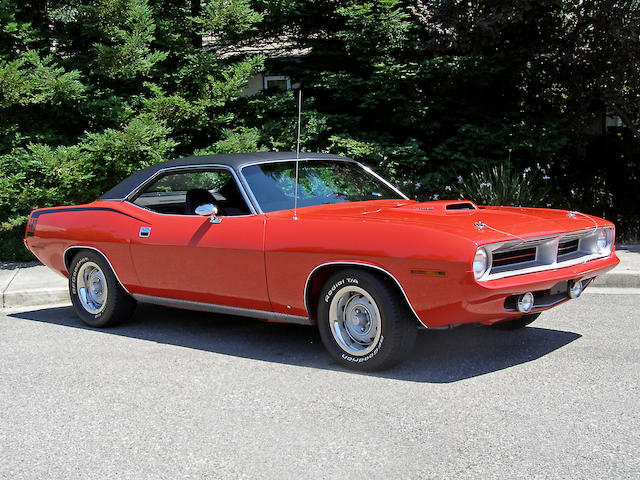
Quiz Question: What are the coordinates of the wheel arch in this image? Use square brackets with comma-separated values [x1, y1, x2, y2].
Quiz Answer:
[304, 262, 423, 327]
[63, 246, 130, 294]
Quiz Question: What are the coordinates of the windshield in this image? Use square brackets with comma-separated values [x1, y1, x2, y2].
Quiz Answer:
[241, 160, 405, 213]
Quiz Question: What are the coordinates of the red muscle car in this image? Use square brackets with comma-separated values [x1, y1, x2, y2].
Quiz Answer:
[24, 153, 619, 370]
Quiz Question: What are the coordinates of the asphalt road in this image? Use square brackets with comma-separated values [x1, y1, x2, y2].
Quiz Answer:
[1, 292, 638, 479]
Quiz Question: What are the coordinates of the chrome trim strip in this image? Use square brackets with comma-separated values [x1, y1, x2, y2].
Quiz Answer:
[358, 163, 409, 200]
[238, 155, 354, 169]
[483, 228, 597, 252]
[238, 168, 265, 215]
[237, 159, 409, 214]
[63, 246, 131, 294]
[124, 164, 258, 215]
[131, 293, 312, 325]
[534, 295, 569, 309]
[125, 201, 257, 219]
[303, 261, 423, 326]
[482, 252, 608, 281]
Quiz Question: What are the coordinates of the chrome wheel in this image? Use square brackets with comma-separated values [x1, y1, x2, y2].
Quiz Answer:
[76, 261, 108, 315]
[329, 285, 382, 356]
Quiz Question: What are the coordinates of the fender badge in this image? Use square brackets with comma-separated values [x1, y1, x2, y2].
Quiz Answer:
[474, 221, 487, 230]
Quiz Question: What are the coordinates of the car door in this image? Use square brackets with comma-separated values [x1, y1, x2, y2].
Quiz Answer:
[128, 167, 270, 311]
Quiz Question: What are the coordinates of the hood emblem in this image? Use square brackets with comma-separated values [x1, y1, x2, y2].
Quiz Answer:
[474, 221, 487, 230]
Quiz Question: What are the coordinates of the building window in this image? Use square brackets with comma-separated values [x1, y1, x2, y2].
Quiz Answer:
[263, 75, 291, 91]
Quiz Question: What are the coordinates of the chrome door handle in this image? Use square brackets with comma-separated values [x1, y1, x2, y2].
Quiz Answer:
[139, 226, 151, 238]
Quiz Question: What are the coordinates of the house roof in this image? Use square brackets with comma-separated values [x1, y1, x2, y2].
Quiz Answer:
[203, 35, 312, 59]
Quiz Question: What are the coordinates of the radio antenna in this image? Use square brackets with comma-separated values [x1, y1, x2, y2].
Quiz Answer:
[293, 89, 302, 220]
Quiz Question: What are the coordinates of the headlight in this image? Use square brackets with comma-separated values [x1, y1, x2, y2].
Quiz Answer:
[595, 227, 614, 255]
[473, 247, 490, 279]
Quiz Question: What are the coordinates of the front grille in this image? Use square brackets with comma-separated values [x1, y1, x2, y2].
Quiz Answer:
[492, 247, 537, 267]
[479, 228, 610, 281]
[558, 238, 579, 256]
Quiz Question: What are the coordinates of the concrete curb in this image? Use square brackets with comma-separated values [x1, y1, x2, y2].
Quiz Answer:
[1, 263, 70, 310]
[3, 287, 70, 309]
[591, 271, 640, 289]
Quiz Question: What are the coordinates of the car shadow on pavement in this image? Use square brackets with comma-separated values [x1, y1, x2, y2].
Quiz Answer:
[9, 303, 582, 383]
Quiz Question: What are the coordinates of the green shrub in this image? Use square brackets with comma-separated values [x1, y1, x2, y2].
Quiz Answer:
[0, 145, 90, 260]
[0, 115, 176, 260]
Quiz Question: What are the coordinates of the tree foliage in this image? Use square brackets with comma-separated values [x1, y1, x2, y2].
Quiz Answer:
[1, 0, 639, 259]
[245, 0, 639, 237]
[0, 0, 265, 258]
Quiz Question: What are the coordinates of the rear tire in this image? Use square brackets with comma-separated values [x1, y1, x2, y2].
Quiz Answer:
[490, 313, 541, 330]
[69, 250, 136, 328]
[317, 269, 417, 371]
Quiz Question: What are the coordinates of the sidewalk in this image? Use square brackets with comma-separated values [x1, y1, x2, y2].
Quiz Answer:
[2, 246, 639, 310]
[591, 245, 640, 288]
[0, 262, 70, 309]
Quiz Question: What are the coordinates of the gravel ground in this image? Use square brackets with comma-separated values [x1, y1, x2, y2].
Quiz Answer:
[1, 291, 638, 479]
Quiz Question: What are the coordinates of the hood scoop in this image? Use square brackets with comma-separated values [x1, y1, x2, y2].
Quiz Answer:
[408, 200, 478, 213]
[445, 201, 477, 210]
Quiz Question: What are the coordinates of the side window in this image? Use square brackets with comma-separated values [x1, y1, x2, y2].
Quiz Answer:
[132, 169, 251, 216]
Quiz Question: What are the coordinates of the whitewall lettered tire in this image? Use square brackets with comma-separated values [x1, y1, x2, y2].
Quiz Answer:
[317, 269, 417, 371]
[69, 250, 136, 328]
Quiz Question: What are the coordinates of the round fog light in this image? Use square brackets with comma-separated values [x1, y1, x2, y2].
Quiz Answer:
[568, 280, 583, 299]
[516, 292, 534, 313]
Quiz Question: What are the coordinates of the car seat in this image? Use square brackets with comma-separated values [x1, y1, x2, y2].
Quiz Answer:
[185, 188, 216, 215]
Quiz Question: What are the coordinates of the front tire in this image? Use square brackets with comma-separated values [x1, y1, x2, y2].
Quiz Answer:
[69, 250, 136, 328]
[317, 269, 417, 371]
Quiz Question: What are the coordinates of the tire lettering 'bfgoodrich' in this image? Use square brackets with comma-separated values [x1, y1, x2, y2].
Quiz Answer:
[70, 265, 79, 296]
[341, 336, 384, 362]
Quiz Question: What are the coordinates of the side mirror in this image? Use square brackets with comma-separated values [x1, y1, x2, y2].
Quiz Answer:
[195, 203, 221, 223]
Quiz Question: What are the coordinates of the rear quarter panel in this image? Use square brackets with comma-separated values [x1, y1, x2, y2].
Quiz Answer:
[24, 201, 143, 288]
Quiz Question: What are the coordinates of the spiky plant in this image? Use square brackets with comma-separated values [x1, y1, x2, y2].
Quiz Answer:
[455, 163, 550, 207]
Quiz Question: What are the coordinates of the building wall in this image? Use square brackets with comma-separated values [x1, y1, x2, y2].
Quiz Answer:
[243, 74, 264, 96]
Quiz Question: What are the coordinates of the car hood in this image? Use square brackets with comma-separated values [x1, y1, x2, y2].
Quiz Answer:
[292, 200, 605, 244]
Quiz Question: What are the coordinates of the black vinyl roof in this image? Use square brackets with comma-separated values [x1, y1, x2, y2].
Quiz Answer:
[99, 152, 348, 200]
